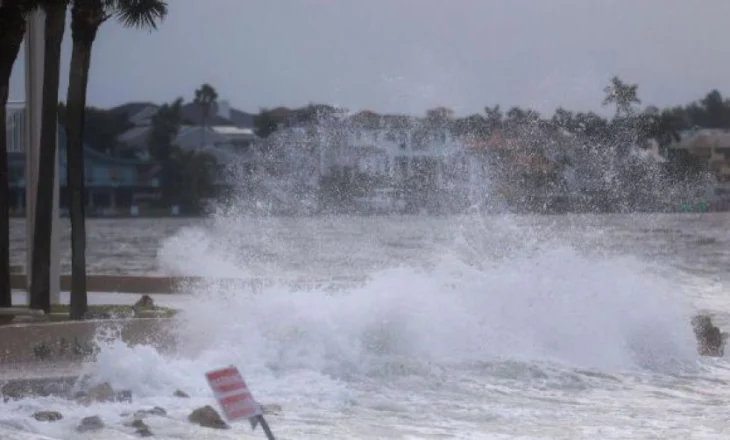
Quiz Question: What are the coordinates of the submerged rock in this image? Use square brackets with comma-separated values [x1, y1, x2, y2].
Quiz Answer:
[137, 426, 154, 437]
[188, 405, 229, 430]
[77, 415, 104, 433]
[173, 389, 190, 398]
[127, 419, 154, 437]
[32, 411, 63, 422]
[692, 314, 727, 357]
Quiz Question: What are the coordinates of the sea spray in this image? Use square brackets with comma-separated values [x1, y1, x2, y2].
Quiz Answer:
[160, 238, 698, 378]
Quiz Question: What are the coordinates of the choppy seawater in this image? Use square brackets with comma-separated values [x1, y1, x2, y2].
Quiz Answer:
[4, 213, 730, 439]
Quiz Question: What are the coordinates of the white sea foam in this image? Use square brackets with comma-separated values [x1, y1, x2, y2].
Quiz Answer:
[3, 214, 726, 439]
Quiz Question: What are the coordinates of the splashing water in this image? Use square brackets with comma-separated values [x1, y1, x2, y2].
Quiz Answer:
[89, 217, 702, 409]
[6, 214, 726, 439]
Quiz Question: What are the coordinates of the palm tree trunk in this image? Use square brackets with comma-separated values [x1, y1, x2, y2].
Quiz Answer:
[0, 0, 27, 308]
[29, 2, 65, 313]
[200, 113, 206, 148]
[66, 1, 102, 319]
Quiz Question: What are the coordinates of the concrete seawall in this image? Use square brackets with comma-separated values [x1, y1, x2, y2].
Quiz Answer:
[0, 318, 179, 399]
[0, 318, 177, 364]
[10, 274, 362, 293]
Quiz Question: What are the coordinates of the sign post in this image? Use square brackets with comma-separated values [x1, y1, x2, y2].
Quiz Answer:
[205, 366, 276, 440]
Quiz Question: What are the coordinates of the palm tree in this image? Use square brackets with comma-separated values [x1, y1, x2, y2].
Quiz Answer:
[602, 76, 641, 118]
[0, 0, 34, 308]
[193, 83, 218, 148]
[65, 0, 168, 319]
[28, 0, 66, 313]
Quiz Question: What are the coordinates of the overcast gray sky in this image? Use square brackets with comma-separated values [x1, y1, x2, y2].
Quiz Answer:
[9, 0, 730, 117]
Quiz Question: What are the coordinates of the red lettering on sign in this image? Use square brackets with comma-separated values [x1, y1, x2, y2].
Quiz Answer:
[220, 393, 259, 419]
[205, 366, 263, 422]
[206, 368, 249, 394]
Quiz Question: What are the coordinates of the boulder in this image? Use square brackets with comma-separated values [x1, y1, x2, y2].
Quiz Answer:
[173, 389, 190, 398]
[134, 295, 155, 309]
[75, 383, 132, 405]
[692, 314, 728, 356]
[127, 419, 154, 437]
[32, 411, 63, 422]
[77, 415, 104, 433]
[188, 405, 229, 430]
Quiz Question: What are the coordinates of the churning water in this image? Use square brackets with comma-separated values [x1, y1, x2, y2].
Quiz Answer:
[3, 212, 730, 439]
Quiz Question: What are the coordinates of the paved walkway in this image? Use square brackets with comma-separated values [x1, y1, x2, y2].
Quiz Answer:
[11, 291, 194, 310]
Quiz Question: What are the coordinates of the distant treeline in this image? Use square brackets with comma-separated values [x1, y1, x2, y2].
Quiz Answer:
[62, 77, 730, 214]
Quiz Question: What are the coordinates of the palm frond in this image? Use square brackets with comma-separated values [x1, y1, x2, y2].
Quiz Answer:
[111, 0, 167, 30]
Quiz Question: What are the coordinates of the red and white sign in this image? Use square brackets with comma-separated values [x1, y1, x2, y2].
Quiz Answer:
[205, 366, 262, 422]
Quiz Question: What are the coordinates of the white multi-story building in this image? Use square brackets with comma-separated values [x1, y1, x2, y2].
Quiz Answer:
[257, 117, 488, 203]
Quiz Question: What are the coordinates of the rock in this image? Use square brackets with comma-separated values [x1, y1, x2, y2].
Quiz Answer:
[133, 406, 167, 418]
[173, 389, 190, 398]
[692, 314, 728, 356]
[75, 383, 132, 405]
[32, 411, 63, 422]
[128, 419, 147, 428]
[77, 415, 104, 433]
[127, 419, 154, 437]
[137, 426, 154, 437]
[134, 295, 155, 309]
[262, 403, 283, 415]
[188, 405, 229, 430]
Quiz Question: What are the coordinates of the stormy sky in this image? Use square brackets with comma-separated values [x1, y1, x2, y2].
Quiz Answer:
[8, 0, 730, 117]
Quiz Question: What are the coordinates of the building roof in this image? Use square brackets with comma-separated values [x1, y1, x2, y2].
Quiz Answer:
[57, 125, 152, 166]
[117, 125, 151, 144]
[110, 100, 255, 130]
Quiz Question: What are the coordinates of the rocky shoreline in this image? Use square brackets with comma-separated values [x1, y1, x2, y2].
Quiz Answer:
[4, 376, 282, 436]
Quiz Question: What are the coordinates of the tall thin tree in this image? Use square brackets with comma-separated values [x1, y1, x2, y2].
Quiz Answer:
[65, 0, 168, 319]
[602, 76, 641, 118]
[0, 0, 33, 308]
[29, 0, 66, 313]
[193, 83, 218, 148]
